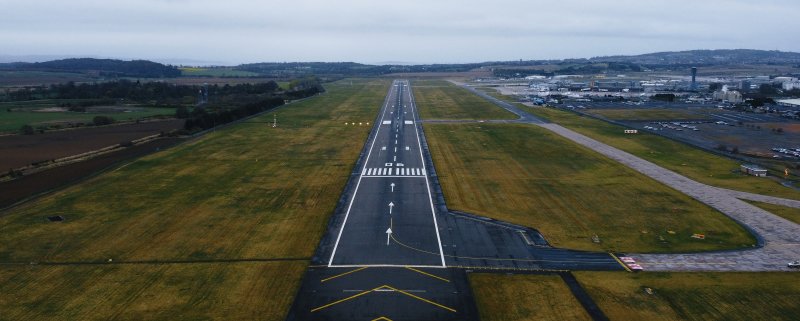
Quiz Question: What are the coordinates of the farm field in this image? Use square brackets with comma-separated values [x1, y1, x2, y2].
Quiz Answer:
[424, 123, 756, 252]
[179, 67, 262, 77]
[523, 106, 800, 200]
[0, 119, 185, 170]
[412, 80, 516, 120]
[0, 101, 175, 133]
[0, 78, 388, 319]
[574, 271, 800, 321]
[0, 137, 183, 209]
[470, 273, 590, 321]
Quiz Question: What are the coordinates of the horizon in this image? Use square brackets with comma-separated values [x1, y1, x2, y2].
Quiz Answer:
[2, 0, 799, 65]
[2, 48, 799, 67]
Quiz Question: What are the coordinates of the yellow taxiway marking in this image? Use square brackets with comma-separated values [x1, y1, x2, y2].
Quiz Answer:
[311, 284, 456, 313]
[404, 266, 449, 282]
[609, 253, 632, 272]
[371, 317, 393, 321]
[321, 266, 369, 283]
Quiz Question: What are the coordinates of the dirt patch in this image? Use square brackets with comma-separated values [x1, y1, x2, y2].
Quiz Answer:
[0, 137, 184, 209]
[0, 119, 184, 170]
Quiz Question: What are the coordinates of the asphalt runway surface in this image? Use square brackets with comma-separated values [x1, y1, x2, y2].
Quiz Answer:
[287, 80, 623, 321]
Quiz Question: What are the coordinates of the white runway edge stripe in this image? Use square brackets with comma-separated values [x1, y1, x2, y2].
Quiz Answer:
[327, 80, 447, 267]
[363, 168, 426, 177]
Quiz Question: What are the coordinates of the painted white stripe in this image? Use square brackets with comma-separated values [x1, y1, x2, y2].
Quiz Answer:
[328, 82, 395, 267]
[368, 168, 374, 175]
[407, 81, 446, 267]
[362, 168, 366, 175]
[329, 264, 446, 269]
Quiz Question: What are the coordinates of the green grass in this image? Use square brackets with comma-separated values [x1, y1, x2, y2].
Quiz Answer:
[179, 67, 261, 77]
[0, 78, 389, 318]
[424, 123, 756, 252]
[524, 107, 800, 200]
[587, 108, 713, 121]
[745, 201, 800, 225]
[0, 105, 175, 133]
[574, 271, 800, 321]
[412, 80, 516, 120]
[470, 273, 590, 321]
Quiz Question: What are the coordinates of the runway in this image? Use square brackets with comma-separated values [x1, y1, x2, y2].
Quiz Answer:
[286, 80, 623, 321]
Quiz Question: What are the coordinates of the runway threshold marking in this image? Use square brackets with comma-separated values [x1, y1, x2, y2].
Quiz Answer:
[310, 284, 456, 313]
[320, 266, 369, 283]
[404, 266, 450, 282]
[608, 253, 632, 272]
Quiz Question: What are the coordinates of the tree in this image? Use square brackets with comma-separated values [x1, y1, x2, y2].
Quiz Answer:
[759, 84, 778, 96]
[175, 106, 190, 119]
[92, 116, 115, 126]
[20, 124, 34, 135]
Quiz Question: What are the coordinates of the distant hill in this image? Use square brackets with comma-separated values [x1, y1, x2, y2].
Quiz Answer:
[0, 58, 181, 78]
[590, 49, 800, 66]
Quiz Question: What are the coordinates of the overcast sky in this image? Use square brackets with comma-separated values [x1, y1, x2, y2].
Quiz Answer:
[1, 0, 798, 65]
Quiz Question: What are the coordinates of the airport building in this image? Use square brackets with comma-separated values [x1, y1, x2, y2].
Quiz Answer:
[713, 86, 743, 103]
[740, 164, 767, 177]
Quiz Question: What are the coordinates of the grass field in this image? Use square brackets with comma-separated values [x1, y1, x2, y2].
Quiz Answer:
[745, 201, 800, 225]
[470, 273, 590, 321]
[412, 80, 516, 120]
[0, 262, 305, 321]
[424, 123, 755, 252]
[523, 106, 800, 200]
[587, 108, 713, 121]
[574, 271, 800, 321]
[0, 103, 175, 133]
[0, 78, 389, 319]
[179, 67, 261, 78]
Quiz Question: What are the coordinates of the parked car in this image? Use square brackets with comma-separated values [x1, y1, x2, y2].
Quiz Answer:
[788, 261, 800, 268]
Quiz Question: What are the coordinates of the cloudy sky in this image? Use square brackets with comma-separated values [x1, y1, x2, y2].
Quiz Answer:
[1, 0, 798, 65]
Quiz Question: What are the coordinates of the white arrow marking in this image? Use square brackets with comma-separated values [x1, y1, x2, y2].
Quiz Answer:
[386, 228, 393, 245]
[390, 183, 395, 192]
[388, 202, 394, 214]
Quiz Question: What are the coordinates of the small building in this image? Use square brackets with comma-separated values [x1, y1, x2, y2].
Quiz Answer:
[740, 164, 767, 177]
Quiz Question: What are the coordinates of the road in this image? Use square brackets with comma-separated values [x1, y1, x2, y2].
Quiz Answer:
[286, 80, 622, 321]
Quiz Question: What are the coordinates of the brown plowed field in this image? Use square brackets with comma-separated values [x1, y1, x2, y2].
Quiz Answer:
[0, 119, 184, 170]
[0, 137, 184, 209]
